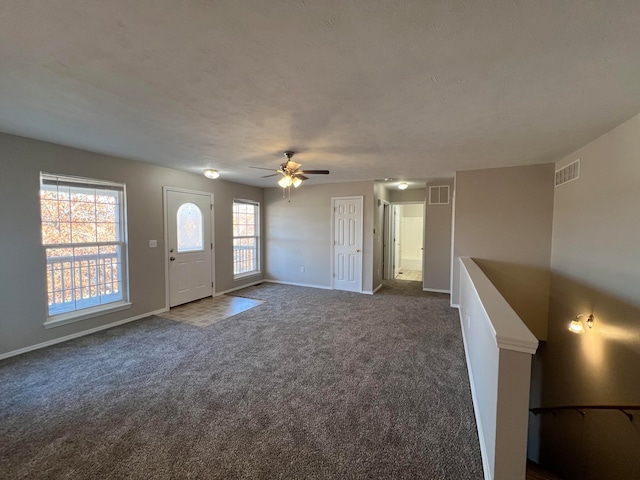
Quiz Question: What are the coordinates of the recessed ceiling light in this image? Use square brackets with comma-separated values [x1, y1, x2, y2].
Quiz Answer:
[203, 169, 220, 179]
[398, 182, 408, 190]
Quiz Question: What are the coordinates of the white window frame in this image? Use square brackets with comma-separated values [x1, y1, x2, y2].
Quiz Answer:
[232, 199, 260, 279]
[40, 173, 131, 328]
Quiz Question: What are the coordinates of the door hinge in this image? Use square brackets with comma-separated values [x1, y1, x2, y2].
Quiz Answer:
[211, 243, 213, 250]
[211, 282, 214, 288]
[210, 204, 213, 210]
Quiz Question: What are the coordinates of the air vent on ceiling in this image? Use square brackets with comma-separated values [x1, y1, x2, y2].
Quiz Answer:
[429, 185, 450, 205]
[555, 159, 580, 187]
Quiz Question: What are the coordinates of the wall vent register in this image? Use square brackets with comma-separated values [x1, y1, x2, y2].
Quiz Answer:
[555, 159, 580, 187]
[429, 185, 450, 205]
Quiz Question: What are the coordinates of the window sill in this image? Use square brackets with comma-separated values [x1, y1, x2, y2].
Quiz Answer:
[234, 271, 262, 281]
[44, 302, 132, 329]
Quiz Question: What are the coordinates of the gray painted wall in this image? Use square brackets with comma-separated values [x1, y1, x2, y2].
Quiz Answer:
[264, 182, 375, 292]
[530, 113, 640, 479]
[0, 133, 263, 355]
[451, 164, 555, 340]
[388, 187, 426, 203]
[424, 179, 453, 292]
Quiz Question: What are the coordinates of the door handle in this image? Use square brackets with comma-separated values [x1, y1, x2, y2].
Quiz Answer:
[170, 256, 176, 261]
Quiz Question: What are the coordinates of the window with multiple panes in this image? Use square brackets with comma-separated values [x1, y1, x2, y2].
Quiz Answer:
[40, 173, 129, 322]
[232, 200, 260, 277]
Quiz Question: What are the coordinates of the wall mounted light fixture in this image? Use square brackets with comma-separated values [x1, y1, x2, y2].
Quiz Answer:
[569, 313, 594, 333]
[203, 169, 220, 179]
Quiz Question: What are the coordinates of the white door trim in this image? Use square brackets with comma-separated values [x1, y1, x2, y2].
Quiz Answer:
[382, 201, 391, 280]
[331, 195, 364, 293]
[163, 186, 215, 310]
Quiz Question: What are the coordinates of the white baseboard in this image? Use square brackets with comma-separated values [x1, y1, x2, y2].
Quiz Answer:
[459, 314, 492, 480]
[423, 287, 450, 294]
[264, 279, 333, 290]
[451, 302, 460, 309]
[226, 278, 376, 295]
[0, 308, 167, 361]
[215, 279, 265, 296]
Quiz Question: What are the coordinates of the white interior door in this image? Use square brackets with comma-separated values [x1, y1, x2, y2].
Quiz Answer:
[332, 196, 363, 293]
[165, 188, 213, 307]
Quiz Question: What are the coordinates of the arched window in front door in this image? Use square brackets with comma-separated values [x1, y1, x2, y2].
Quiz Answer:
[177, 202, 203, 252]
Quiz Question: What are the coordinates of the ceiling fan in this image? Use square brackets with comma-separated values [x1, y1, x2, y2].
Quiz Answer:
[251, 151, 329, 189]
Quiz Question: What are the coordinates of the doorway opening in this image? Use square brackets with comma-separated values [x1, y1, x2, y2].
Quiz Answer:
[384, 202, 425, 283]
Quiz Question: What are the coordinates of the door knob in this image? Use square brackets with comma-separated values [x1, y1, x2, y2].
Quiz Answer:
[356, 249, 361, 252]
[170, 256, 176, 261]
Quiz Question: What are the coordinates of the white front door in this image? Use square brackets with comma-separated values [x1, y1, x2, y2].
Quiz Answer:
[165, 188, 213, 307]
[332, 196, 363, 293]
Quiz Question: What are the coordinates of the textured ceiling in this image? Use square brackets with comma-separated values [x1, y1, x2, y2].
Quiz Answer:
[1, 1, 640, 188]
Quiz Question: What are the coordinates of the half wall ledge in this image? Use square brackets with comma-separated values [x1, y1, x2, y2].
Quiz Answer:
[459, 256, 539, 480]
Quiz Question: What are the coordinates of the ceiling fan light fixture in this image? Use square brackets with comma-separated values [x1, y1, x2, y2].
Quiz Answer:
[398, 182, 408, 190]
[278, 175, 293, 188]
[252, 151, 329, 193]
[203, 169, 220, 179]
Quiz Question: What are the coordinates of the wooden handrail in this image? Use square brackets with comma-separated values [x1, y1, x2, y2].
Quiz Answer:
[530, 405, 640, 422]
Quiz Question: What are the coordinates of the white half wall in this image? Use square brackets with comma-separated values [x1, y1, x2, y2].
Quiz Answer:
[459, 257, 538, 480]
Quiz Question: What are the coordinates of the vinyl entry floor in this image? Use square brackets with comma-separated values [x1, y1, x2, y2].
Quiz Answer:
[161, 295, 264, 327]
[395, 269, 422, 281]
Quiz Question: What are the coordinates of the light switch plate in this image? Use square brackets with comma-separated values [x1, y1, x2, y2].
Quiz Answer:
[149, 240, 157, 248]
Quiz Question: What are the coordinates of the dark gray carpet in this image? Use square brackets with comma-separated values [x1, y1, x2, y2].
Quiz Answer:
[0, 281, 483, 479]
